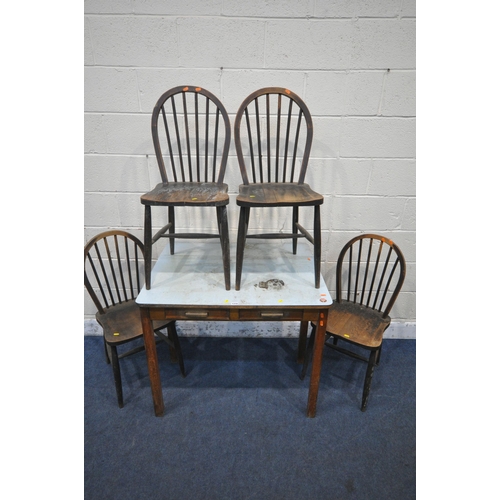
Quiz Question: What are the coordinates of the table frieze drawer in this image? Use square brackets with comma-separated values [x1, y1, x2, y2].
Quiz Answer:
[238, 309, 305, 321]
[158, 308, 231, 321]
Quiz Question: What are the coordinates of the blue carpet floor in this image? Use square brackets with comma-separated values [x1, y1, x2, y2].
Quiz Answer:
[85, 334, 415, 499]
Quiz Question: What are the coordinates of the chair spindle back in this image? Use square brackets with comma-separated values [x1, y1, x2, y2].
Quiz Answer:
[152, 86, 231, 185]
[234, 87, 313, 186]
[84, 231, 145, 315]
[336, 234, 406, 318]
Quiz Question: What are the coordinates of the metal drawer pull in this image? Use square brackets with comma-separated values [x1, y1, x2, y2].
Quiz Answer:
[260, 312, 284, 318]
[185, 311, 209, 318]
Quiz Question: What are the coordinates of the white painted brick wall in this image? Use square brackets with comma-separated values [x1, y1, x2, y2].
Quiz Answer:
[84, 0, 416, 337]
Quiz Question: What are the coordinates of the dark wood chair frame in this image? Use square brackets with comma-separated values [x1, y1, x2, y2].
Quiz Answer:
[84, 230, 186, 408]
[234, 87, 323, 290]
[300, 234, 406, 411]
[141, 86, 231, 290]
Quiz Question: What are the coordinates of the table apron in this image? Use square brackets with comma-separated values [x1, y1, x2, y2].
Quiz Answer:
[146, 307, 322, 322]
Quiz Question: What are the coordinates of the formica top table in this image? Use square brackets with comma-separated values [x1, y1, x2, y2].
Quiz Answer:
[137, 238, 332, 417]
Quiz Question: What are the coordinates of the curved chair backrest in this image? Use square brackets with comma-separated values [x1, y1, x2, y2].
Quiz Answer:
[336, 234, 406, 318]
[234, 87, 313, 185]
[152, 86, 231, 185]
[84, 231, 145, 315]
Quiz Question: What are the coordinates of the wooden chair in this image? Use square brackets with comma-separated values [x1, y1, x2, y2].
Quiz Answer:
[300, 234, 406, 411]
[141, 86, 231, 290]
[84, 230, 186, 408]
[234, 87, 323, 290]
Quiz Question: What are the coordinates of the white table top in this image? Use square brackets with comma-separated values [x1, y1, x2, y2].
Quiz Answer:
[136, 239, 332, 308]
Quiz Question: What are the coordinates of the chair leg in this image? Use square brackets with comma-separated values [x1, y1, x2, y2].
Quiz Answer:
[361, 349, 378, 412]
[235, 206, 250, 291]
[144, 205, 152, 290]
[103, 338, 111, 364]
[167, 322, 186, 377]
[165, 338, 178, 363]
[217, 206, 231, 290]
[168, 206, 175, 255]
[109, 344, 124, 408]
[313, 205, 321, 288]
[300, 323, 316, 380]
[292, 206, 299, 255]
[375, 344, 382, 366]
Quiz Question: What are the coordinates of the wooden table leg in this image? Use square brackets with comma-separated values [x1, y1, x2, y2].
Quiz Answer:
[140, 307, 164, 416]
[306, 308, 328, 418]
[297, 320, 309, 364]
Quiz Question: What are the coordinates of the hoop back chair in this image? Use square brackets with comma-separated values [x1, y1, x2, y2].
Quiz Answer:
[84, 230, 185, 408]
[141, 86, 231, 290]
[300, 234, 406, 411]
[234, 87, 323, 290]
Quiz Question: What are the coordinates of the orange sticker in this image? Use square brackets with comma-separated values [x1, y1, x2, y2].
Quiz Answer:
[183, 86, 189, 91]
[285, 89, 291, 94]
[195, 87, 201, 92]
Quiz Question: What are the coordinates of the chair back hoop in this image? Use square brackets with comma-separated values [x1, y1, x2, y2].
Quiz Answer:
[335, 234, 406, 318]
[151, 86, 231, 185]
[234, 87, 313, 185]
[84, 230, 145, 315]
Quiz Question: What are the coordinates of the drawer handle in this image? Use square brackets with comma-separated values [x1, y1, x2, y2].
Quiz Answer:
[260, 312, 284, 318]
[184, 311, 209, 318]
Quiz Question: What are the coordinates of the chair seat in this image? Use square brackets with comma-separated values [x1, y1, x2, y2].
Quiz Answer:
[141, 182, 229, 207]
[314, 301, 391, 349]
[237, 183, 323, 207]
[96, 300, 170, 345]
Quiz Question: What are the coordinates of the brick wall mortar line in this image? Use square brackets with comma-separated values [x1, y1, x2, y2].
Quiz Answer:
[263, 21, 269, 69]
[85, 111, 415, 119]
[85, 65, 415, 73]
[85, 64, 416, 72]
[84, 13, 414, 21]
[378, 69, 390, 116]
